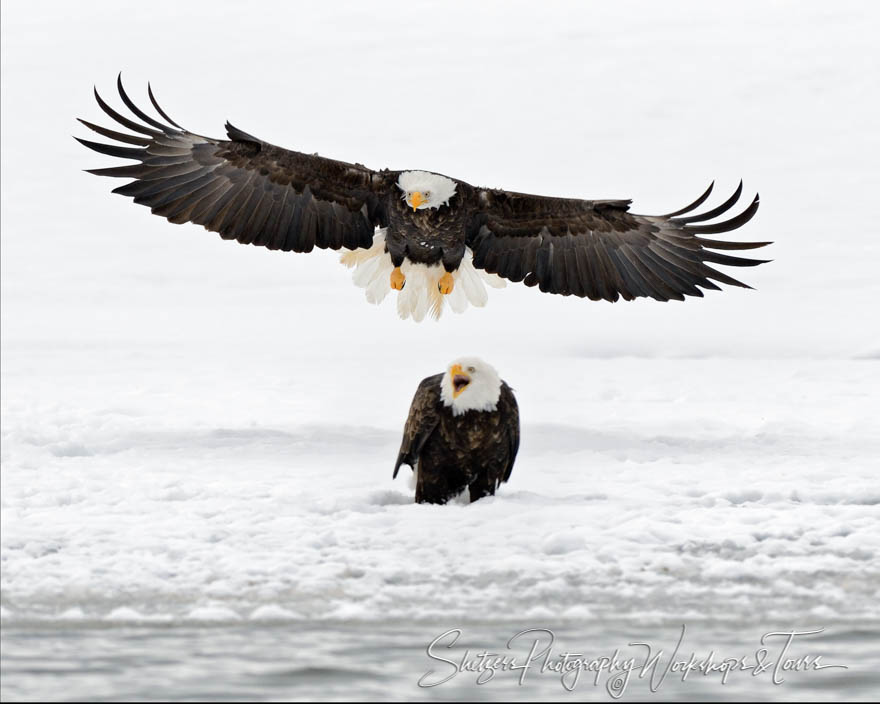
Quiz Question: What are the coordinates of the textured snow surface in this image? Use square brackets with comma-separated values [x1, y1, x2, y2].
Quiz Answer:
[3, 355, 878, 625]
[2, 0, 880, 630]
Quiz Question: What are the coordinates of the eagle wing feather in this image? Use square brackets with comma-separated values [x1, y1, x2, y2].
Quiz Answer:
[465, 181, 769, 301]
[498, 383, 520, 485]
[393, 374, 442, 479]
[77, 76, 395, 253]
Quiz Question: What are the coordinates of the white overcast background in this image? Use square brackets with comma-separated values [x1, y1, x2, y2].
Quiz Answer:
[2, 0, 879, 700]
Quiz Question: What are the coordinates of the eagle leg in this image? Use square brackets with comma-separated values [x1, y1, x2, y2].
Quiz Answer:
[438, 271, 454, 295]
[390, 267, 406, 290]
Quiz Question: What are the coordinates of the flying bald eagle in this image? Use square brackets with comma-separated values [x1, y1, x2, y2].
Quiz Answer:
[393, 358, 519, 504]
[78, 76, 770, 321]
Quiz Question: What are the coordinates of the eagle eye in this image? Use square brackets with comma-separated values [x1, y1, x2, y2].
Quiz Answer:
[467, 366, 475, 373]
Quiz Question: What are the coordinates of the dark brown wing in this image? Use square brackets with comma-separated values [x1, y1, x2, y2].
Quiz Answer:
[77, 76, 395, 253]
[464, 181, 769, 301]
[393, 374, 443, 478]
[497, 382, 520, 485]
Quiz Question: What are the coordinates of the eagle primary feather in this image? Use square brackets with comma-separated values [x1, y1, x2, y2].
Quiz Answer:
[78, 76, 771, 317]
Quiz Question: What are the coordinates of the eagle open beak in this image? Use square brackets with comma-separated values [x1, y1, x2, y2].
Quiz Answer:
[410, 191, 424, 211]
[450, 364, 470, 397]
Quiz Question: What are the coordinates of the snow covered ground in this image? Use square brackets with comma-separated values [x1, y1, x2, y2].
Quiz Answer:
[2, 0, 879, 699]
[2, 354, 879, 628]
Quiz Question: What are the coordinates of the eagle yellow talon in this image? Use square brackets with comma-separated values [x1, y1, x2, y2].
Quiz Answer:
[390, 267, 406, 290]
[438, 272, 454, 295]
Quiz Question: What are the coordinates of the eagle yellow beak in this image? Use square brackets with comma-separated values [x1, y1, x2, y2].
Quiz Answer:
[410, 191, 424, 211]
[450, 364, 471, 398]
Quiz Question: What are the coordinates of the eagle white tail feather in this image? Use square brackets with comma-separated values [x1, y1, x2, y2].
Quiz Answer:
[340, 230, 505, 321]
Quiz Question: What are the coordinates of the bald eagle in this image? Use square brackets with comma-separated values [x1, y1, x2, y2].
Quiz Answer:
[78, 77, 770, 321]
[393, 358, 519, 504]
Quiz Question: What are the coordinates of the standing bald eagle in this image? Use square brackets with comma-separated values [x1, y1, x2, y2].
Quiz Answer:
[394, 358, 519, 504]
[78, 77, 770, 321]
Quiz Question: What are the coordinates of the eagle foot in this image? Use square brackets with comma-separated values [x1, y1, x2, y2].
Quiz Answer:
[438, 272, 454, 295]
[390, 267, 406, 290]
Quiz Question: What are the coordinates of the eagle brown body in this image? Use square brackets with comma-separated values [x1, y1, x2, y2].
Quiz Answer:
[78, 76, 771, 310]
[385, 197, 470, 271]
[394, 373, 520, 505]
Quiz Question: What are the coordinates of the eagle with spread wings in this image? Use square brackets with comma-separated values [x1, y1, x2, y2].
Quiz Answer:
[78, 76, 770, 321]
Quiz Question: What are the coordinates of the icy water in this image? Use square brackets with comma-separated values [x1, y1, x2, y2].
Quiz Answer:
[2, 620, 878, 701]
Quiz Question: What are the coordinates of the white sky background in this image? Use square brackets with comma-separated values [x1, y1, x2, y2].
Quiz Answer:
[2, 0, 878, 365]
[1, 1, 880, 634]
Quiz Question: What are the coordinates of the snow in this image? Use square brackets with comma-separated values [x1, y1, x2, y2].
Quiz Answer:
[2, 0, 879, 650]
[2, 353, 877, 626]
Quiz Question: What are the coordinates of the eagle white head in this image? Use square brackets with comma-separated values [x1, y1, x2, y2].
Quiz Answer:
[397, 171, 457, 211]
[440, 356, 502, 416]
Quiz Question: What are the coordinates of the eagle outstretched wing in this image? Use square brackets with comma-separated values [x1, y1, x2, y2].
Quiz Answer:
[465, 182, 769, 301]
[77, 76, 394, 253]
